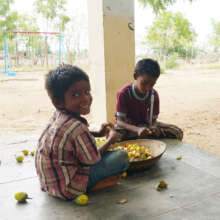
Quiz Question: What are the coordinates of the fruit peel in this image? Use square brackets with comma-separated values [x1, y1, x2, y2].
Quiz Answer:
[176, 155, 182, 160]
[156, 180, 168, 191]
[117, 199, 127, 204]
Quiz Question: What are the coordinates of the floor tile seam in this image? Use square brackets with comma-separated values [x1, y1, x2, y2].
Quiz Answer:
[167, 142, 220, 158]
[0, 135, 39, 147]
[175, 159, 220, 179]
[190, 165, 220, 179]
[150, 205, 184, 219]
[0, 139, 29, 145]
[151, 191, 220, 219]
[0, 146, 28, 151]
[0, 142, 37, 150]
[167, 149, 220, 161]
[177, 190, 220, 210]
[0, 175, 37, 185]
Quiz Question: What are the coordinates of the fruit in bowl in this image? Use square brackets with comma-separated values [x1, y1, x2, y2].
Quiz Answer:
[95, 138, 152, 162]
[111, 143, 152, 162]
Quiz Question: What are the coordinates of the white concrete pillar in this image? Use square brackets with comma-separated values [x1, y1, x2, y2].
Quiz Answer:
[88, 0, 135, 125]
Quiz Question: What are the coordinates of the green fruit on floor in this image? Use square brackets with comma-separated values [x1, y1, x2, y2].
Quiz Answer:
[14, 192, 29, 203]
[74, 194, 88, 206]
[31, 150, 35, 156]
[121, 171, 127, 179]
[22, 150, 29, 156]
[16, 155, 24, 163]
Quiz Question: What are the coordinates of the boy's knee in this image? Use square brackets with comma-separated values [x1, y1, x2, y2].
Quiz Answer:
[117, 150, 129, 165]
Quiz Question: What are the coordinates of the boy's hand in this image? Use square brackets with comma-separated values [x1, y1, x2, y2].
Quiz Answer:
[99, 122, 114, 136]
[150, 125, 166, 137]
[137, 127, 152, 138]
[98, 129, 119, 154]
[106, 129, 119, 145]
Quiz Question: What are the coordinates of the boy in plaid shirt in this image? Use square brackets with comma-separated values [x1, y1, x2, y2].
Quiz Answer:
[35, 64, 129, 200]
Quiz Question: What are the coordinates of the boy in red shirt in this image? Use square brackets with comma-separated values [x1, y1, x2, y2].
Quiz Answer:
[115, 58, 183, 141]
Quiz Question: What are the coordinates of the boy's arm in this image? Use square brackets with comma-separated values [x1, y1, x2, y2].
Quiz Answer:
[148, 90, 162, 136]
[90, 131, 100, 137]
[116, 116, 139, 134]
[98, 129, 119, 154]
[75, 129, 101, 165]
[151, 119, 158, 127]
[150, 90, 160, 127]
[90, 122, 113, 137]
[116, 116, 151, 137]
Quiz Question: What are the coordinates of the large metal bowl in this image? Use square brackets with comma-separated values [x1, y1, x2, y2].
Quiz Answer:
[111, 139, 166, 171]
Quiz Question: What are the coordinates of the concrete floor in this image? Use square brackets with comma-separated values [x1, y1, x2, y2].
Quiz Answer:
[0, 134, 220, 220]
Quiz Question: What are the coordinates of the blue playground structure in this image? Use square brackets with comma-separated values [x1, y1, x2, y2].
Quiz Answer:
[1, 28, 66, 77]
[1, 27, 16, 76]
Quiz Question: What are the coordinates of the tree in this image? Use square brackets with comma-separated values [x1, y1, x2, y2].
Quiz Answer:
[64, 12, 88, 63]
[0, 0, 17, 30]
[138, 0, 193, 14]
[34, 0, 70, 66]
[0, 0, 18, 49]
[145, 11, 197, 58]
[209, 20, 220, 54]
[56, 14, 70, 32]
[34, 0, 70, 31]
[12, 15, 43, 66]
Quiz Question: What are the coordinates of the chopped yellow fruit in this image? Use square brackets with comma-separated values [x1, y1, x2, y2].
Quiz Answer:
[111, 143, 153, 162]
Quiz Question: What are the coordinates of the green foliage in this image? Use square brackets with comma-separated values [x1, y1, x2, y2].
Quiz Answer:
[138, 0, 193, 14]
[0, 0, 18, 49]
[209, 20, 220, 53]
[17, 15, 44, 57]
[160, 66, 165, 74]
[165, 53, 179, 69]
[145, 11, 197, 58]
[173, 46, 197, 58]
[33, 0, 70, 67]
[34, 0, 66, 20]
[34, 0, 70, 31]
[0, 0, 18, 31]
[6, 15, 42, 54]
[202, 63, 220, 69]
[56, 14, 70, 32]
[0, 0, 13, 16]
[0, 0, 71, 68]
[1, 11, 18, 30]
[67, 51, 76, 64]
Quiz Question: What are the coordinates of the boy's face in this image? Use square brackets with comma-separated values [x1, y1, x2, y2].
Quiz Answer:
[62, 80, 92, 115]
[134, 73, 158, 95]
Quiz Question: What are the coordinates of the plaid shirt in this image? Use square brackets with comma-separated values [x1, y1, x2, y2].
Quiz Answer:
[35, 110, 101, 200]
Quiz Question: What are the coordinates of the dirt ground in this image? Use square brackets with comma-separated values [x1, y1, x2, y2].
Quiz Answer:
[0, 67, 220, 156]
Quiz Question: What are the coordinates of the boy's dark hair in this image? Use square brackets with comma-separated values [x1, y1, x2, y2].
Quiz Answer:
[45, 64, 89, 103]
[134, 58, 160, 78]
